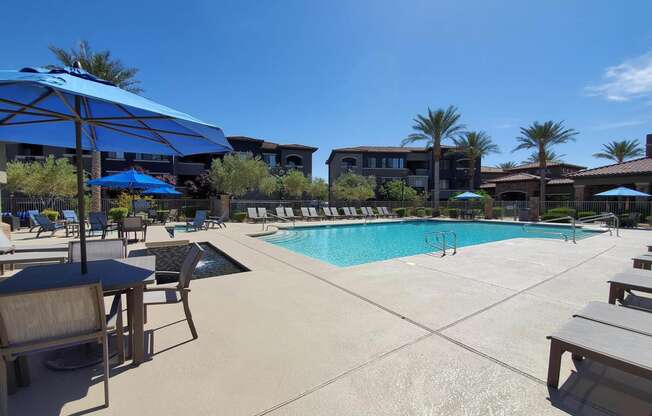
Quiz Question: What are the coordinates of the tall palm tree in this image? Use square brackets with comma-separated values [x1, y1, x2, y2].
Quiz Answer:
[512, 121, 578, 213]
[497, 161, 517, 170]
[453, 131, 500, 190]
[524, 149, 565, 164]
[593, 139, 643, 163]
[49, 41, 142, 212]
[402, 106, 465, 212]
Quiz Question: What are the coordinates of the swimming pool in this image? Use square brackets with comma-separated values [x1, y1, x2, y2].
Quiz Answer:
[259, 220, 602, 267]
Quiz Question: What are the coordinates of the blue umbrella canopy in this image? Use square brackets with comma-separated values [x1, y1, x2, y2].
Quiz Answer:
[0, 67, 232, 155]
[87, 169, 168, 189]
[142, 186, 182, 196]
[0, 65, 232, 273]
[454, 191, 483, 200]
[594, 186, 651, 197]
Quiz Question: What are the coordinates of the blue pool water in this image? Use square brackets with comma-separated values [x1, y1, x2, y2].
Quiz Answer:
[259, 220, 602, 267]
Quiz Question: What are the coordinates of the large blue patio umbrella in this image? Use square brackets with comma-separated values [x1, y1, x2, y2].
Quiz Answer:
[594, 186, 651, 197]
[0, 65, 232, 273]
[453, 191, 483, 200]
[87, 169, 171, 212]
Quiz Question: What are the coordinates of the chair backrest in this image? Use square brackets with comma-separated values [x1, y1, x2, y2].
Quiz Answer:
[168, 209, 178, 219]
[380, 207, 388, 215]
[300, 207, 310, 217]
[247, 208, 259, 219]
[177, 243, 204, 290]
[323, 207, 332, 216]
[28, 210, 39, 225]
[360, 207, 368, 215]
[350, 207, 359, 215]
[68, 238, 127, 263]
[330, 207, 339, 216]
[0, 283, 105, 352]
[342, 207, 351, 216]
[193, 210, 207, 225]
[62, 210, 78, 222]
[34, 214, 53, 228]
[276, 207, 286, 218]
[89, 212, 108, 230]
[258, 207, 268, 218]
[285, 207, 295, 218]
[308, 207, 319, 217]
[365, 207, 375, 215]
[122, 216, 144, 231]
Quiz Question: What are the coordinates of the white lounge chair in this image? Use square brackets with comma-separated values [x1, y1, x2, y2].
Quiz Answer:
[285, 207, 297, 220]
[257, 207, 270, 221]
[322, 207, 334, 220]
[300, 207, 313, 221]
[349, 207, 362, 218]
[308, 207, 322, 220]
[247, 208, 260, 222]
[330, 207, 343, 219]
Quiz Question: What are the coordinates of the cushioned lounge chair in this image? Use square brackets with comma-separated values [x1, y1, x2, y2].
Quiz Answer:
[632, 254, 652, 270]
[0, 251, 68, 275]
[27, 210, 40, 232]
[608, 270, 652, 305]
[33, 214, 66, 238]
[186, 210, 207, 231]
[88, 212, 119, 239]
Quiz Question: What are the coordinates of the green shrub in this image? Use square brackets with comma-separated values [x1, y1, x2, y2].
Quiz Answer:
[415, 207, 425, 217]
[492, 207, 503, 218]
[545, 207, 576, 218]
[233, 211, 247, 222]
[108, 207, 129, 222]
[646, 215, 652, 226]
[394, 207, 408, 218]
[41, 209, 59, 221]
[541, 213, 571, 223]
[577, 211, 596, 219]
[447, 208, 459, 219]
[424, 208, 433, 217]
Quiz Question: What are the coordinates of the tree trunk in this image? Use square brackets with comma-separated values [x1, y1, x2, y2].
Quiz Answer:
[91, 151, 102, 212]
[432, 144, 440, 214]
[468, 157, 475, 191]
[539, 145, 546, 216]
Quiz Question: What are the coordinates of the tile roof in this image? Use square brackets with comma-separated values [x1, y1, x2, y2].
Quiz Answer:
[547, 178, 575, 185]
[570, 158, 652, 178]
[479, 182, 496, 188]
[491, 173, 541, 182]
[506, 161, 586, 171]
[331, 145, 454, 153]
[481, 166, 504, 173]
[229, 136, 317, 152]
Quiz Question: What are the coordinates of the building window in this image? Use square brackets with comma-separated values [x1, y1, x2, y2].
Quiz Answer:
[366, 157, 377, 168]
[135, 153, 167, 161]
[440, 179, 450, 190]
[263, 153, 277, 167]
[285, 154, 303, 168]
[385, 158, 404, 169]
[341, 157, 357, 170]
[233, 151, 250, 159]
[106, 151, 125, 160]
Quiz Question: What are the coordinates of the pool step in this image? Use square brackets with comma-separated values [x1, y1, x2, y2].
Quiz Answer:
[262, 230, 307, 244]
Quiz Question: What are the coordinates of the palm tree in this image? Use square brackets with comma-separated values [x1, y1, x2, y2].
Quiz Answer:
[524, 149, 565, 164]
[49, 41, 142, 212]
[453, 131, 500, 190]
[593, 139, 643, 163]
[402, 106, 465, 212]
[512, 121, 578, 213]
[497, 161, 517, 170]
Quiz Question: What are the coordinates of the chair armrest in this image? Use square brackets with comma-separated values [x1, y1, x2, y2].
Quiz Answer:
[156, 270, 181, 277]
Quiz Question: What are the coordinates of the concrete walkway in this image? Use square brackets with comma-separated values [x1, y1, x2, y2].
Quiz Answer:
[7, 221, 652, 415]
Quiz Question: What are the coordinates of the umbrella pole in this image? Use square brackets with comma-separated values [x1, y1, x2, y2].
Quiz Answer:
[75, 96, 88, 274]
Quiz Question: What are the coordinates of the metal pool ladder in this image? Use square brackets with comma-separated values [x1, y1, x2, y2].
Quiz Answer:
[425, 231, 457, 256]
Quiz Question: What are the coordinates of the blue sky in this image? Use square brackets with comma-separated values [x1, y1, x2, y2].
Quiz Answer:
[2, 0, 652, 179]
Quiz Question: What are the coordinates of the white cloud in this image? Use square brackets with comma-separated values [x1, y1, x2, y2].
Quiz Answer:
[586, 53, 652, 101]
[592, 120, 648, 130]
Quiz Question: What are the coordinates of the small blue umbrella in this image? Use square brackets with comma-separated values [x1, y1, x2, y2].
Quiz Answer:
[594, 186, 651, 197]
[87, 169, 168, 189]
[142, 186, 182, 196]
[0, 65, 232, 273]
[454, 191, 483, 200]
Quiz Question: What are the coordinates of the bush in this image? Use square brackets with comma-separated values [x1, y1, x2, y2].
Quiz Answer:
[394, 207, 408, 218]
[41, 209, 59, 221]
[492, 207, 503, 218]
[430, 209, 440, 217]
[108, 207, 129, 222]
[545, 207, 576, 218]
[447, 208, 459, 219]
[424, 208, 433, 217]
[414, 207, 425, 217]
[541, 213, 571, 223]
[646, 215, 652, 226]
[233, 212, 247, 222]
[577, 211, 596, 219]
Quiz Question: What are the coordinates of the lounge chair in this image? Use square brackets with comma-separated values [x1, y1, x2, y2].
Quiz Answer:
[342, 207, 352, 218]
[547, 306, 652, 389]
[349, 207, 363, 218]
[207, 212, 228, 229]
[121, 216, 148, 241]
[380, 207, 397, 217]
[364, 207, 379, 218]
[0, 230, 66, 254]
[330, 207, 343, 219]
[0, 283, 114, 410]
[27, 210, 40, 232]
[186, 210, 207, 231]
[257, 207, 270, 221]
[322, 207, 334, 220]
[33, 214, 66, 238]
[285, 207, 297, 220]
[360, 207, 374, 219]
[247, 207, 260, 223]
[632, 254, 652, 270]
[88, 212, 119, 239]
[144, 243, 204, 339]
[276, 207, 287, 219]
[308, 207, 322, 220]
[168, 208, 179, 222]
[607, 270, 652, 306]
[300, 207, 313, 221]
[0, 251, 68, 275]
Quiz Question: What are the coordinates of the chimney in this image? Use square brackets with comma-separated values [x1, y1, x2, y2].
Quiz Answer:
[647, 134, 652, 158]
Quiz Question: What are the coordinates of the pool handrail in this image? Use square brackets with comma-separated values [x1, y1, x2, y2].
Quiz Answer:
[576, 213, 619, 237]
[522, 216, 574, 243]
[425, 230, 457, 256]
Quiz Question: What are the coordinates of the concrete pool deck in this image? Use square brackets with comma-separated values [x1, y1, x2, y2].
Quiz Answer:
[6, 219, 652, 415]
